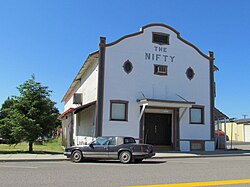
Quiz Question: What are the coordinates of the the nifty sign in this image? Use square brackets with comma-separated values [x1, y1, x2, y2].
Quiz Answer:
[145, 46, 175, 63]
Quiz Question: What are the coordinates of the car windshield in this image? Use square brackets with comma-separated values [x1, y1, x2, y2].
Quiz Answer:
[92, 137, 109, 145]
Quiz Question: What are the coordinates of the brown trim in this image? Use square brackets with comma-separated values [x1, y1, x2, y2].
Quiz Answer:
[152, 32, 170, 45]
[109, 100, 129, 122]
[172, 110, 176, 150]
[209, 51, 215, 141]
[174, 108, 180, 150]
[189, 105, 205, 124]
[146, 106, 177, 110]
[74, 101, 96, 114]
[138, 98, 195, 105]
[96, 37, 106, 137]
[105, 23, 213, 60]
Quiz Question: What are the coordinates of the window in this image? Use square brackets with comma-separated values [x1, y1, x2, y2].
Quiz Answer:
[154, 64, 168, 75]
[186, 67, 195, 80]
[152, 32, 169, 45]
[108, 137, 117, 145]
[124, 137, 136, 144]
[91, 137, 109, 145]
[123, 60, 133, 74]
[110, 100, 128, 121]
[190, 106, 204, 124]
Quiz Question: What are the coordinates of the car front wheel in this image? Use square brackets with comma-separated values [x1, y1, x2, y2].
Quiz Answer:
[119, 151, 131, 164]
[72, 150, 83, 163]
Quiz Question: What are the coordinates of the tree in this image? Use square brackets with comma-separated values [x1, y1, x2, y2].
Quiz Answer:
[0, 75, 61, 151]
[0, 97, 17, 144]
[0, 97, 16, 120]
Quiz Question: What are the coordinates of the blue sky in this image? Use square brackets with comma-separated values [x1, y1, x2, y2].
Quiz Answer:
[0, 0, 249, 119]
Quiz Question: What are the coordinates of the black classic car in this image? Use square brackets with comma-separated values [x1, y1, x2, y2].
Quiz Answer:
[64, 136, 155, 163]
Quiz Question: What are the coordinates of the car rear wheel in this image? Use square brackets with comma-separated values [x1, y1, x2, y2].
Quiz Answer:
[119, 151, 131, 164]
[72, 150, 83, 163]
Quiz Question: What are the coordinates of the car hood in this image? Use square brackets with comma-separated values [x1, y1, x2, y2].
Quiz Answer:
[66, 145, 90, 149]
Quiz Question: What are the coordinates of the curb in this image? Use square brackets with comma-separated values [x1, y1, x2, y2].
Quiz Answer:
[154, 153, 250, 159]
[0, 158, 69, 162]
[1, 153, 250, 162]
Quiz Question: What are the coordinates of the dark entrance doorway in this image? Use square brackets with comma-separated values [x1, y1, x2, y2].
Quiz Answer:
[144, 113, 172, 146]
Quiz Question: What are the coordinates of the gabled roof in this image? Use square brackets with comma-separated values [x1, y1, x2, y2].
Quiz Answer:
[58, 107, 74, 120]
[214, 108, 229, 120]
[74, 101, 96, 114]
[61, 51, 99, 102]
[236, 118, 250, 124]
[62, 23, 217, 103]
[58, 101, 96, 120]
[105, 23, 214, 61]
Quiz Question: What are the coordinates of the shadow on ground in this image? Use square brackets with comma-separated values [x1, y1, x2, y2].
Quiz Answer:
[75, 159, 166, 165]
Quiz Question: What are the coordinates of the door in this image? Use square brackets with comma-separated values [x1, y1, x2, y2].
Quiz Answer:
[144, 113, 172, 145]
[84, 137, 109, 158]
[244, 125, 250, 142]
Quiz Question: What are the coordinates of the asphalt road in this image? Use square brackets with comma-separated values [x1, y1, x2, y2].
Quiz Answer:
[0, 157, 250, 187]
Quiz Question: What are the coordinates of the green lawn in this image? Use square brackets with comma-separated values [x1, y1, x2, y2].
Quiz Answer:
[0, 138, 64, 154]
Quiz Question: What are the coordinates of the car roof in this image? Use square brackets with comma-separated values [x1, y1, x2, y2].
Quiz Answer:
[97, 136, 135, 139]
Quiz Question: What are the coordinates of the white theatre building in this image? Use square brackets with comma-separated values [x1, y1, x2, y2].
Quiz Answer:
[60, 23, 217, 152]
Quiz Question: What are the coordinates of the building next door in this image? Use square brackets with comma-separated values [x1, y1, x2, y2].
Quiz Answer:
[144, 113, 172, 146]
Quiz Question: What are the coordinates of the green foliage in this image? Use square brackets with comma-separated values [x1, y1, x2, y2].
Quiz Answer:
[0, 97, 16, 120]
[0, 138, 63, 154]
[0, 75, 61, 151]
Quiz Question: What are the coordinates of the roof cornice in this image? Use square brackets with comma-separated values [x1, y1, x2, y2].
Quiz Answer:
[106, 23, 214, 60]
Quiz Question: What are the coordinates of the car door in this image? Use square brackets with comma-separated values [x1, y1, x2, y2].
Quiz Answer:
[108, 137, 119, 159]
[84, 137, 109, 159]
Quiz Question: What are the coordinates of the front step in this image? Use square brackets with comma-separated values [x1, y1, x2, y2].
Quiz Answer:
[153, 145, 173, 151]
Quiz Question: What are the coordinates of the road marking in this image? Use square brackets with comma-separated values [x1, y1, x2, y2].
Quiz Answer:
[125, 179, 250, 187]
[0, 165, 37, 169]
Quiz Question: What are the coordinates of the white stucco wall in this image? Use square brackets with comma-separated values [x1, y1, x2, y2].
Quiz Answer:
[64, 58, 99, 111]
[102, 25, 211, 141]
[63, 58, 99, 144]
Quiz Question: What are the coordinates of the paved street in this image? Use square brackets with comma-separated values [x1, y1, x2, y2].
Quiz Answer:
[0, 156, 250, 187]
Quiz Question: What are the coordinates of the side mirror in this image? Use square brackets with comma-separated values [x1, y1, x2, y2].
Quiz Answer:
[89, 142, 94, 148]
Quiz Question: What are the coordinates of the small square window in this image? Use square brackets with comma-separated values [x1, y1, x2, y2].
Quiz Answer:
[73, 93, 82, 104]
[110, 100, 128, 121]
[152, 32, 169, 45]
[190, 106, 204, 124]
[154, 64, 168, 75]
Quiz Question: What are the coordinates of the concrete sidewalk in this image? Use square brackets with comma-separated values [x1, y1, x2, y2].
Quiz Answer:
[0, 153, 67, 162]
[1, 149, 250, 162]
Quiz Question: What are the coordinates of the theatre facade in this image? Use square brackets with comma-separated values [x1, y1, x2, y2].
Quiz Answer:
[60, 23, 217, 152]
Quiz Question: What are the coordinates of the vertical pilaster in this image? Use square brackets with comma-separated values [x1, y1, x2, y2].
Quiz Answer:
[96, 37, 106, 137]
[175, 108, 180, 150]
[209, 51, 215, 141]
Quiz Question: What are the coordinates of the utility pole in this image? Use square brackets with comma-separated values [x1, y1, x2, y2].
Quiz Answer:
[242, 114, 248, 119]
